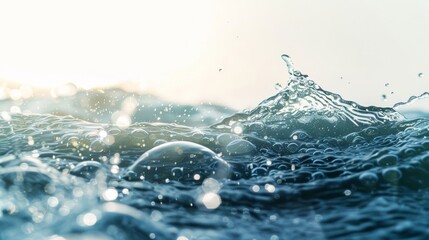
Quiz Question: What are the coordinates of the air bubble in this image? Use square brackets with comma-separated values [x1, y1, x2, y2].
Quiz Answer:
[359, 172, 379, 187]
[382, 168, 402, 182]
[377, 154, 398, 166]
[312, 172, 325, 180]
[272, 143, 283, 153]
[216, 133, 240, 147]
[251, 167, 268, 177]
[125, 141, 231, 183]
[171, 167, 183, 178]
[90, 140, 104, 152]
[70, 161, 103, 179]
[225, 139, 256, 155]
[286, 143, 299, 153]
[290, 130, 311, 141]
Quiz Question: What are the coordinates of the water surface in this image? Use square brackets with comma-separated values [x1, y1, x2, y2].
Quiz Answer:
[0, 55, 428, 240]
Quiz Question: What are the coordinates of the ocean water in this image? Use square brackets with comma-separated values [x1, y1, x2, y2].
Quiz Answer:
[0, 55, 429, 240]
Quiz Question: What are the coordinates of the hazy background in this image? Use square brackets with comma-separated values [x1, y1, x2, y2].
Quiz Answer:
[0, 0, 428, 110]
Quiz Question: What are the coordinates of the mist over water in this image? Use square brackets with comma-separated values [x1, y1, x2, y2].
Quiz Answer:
[0, 55, 429, 240]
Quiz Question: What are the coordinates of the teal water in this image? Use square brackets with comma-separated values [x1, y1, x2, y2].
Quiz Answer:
[0, 55, 428, 240]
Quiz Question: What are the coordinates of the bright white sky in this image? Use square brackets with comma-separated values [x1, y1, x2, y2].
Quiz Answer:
[0, 0, 428, 110]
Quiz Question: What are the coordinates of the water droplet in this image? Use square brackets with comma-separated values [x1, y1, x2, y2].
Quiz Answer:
[122, 96, 138, 114]
[418, 72, 424, 78]
[98, 130, 108, 138]
[201, 192, 222, 209]
[264, 184, 276, 193]
[102, 135, 115, 145]
[112, 111, 131, 129]
[48, 235, 66, 240]
[47, 197, 59, 208]
[10, 106, 21, 114]
[251, 185, 260, 192]
[51, 82, 78, 97]
[27, 136, 35, 146]
[232, 124, 243, 135]
[111, 165, 120, 174]
[73, 187, 84, 198]
[78, 212, 98, 227]
[385, 83, 390, 87]
[1, 112, 11, 121]
[193, 174, 201, 181]
[269, 214, 277, 221]
[270, 235, 279, 240]
[344, 190, 351, 196]
[202, 178, 221, 193]
[102, 188, 118, 201]
[274, 83, 283, 91]
[381, 94, 387, 101]
[108, 153, 120, 165]
[151, 210, 163, 221]
[9, 89, 22, 100]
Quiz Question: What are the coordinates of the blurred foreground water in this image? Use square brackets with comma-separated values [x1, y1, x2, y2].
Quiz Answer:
[0, 55, 428, 240]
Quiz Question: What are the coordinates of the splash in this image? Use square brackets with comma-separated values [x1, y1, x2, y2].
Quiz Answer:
[213, 54, 404, 138]
[393, 91, 429, 108]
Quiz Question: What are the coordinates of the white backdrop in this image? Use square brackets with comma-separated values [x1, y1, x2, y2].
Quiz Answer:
[0, 0, 428, 110]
